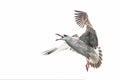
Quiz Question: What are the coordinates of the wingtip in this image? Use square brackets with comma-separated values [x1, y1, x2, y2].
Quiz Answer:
[74, 10, 82, 12]
[42, 48, 57, 55]
[74, 10, 86, 13]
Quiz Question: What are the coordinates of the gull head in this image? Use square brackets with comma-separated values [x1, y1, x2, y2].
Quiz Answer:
[56, 33, 70, 41]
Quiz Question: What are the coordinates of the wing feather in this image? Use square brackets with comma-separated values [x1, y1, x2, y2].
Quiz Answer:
[74, 10, 90, 28]
[75, 10, 98, 48]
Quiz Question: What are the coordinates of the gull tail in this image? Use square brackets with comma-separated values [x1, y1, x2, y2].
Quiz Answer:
[89, 47, 103, 68]
[42, 48, 58, 55]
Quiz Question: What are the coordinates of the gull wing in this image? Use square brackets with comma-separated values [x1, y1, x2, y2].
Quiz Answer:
[75, 10, 98, 48]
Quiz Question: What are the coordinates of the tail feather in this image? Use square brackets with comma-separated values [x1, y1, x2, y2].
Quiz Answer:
[89, 47, 103, 68]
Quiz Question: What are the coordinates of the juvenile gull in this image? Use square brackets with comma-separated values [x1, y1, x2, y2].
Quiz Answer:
[56, 34, 102, 71]
[42, 10, 102, 71]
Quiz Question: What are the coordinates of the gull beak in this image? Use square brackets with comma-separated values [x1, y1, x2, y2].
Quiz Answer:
[56, 33, 64, 41]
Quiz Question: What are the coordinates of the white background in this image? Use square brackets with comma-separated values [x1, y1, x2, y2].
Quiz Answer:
[0, 0, 120, 79]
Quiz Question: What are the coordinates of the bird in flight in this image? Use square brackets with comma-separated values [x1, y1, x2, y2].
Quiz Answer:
[42, 10, 102, 71]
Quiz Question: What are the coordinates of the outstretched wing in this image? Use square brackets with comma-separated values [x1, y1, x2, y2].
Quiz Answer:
[42, 42, 69, 55]
[75, 10, 98, 49]
[75, 10, 92, 28]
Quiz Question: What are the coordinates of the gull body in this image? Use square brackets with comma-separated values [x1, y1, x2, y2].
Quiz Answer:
[57, 34, 102, 70]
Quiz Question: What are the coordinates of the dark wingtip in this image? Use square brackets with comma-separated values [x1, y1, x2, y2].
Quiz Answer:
[42, 48, 57, 55]
[74, 10, 79, 12]
[74, 10, 83, 12]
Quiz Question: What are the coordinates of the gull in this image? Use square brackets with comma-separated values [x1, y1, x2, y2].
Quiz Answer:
[42, 10, 102, 71]
[55, 34, 102, 71]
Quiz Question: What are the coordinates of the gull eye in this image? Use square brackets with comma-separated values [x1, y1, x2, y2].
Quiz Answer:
[63, 34, 67, 37]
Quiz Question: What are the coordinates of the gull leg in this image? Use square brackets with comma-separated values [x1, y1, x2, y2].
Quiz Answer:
[85, 60, 90, 72]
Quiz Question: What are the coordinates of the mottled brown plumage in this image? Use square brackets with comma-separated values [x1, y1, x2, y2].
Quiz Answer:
[75, 10, 102, 69]
[75, 10, 98, 49]
[75, 10, 92, 28]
